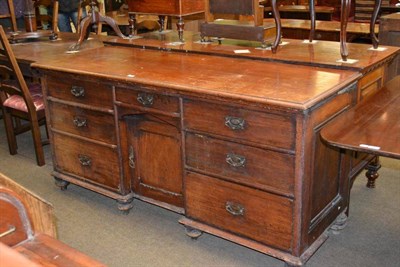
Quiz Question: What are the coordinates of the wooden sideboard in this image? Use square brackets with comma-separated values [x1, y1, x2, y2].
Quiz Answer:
[5, 33, 399, 266]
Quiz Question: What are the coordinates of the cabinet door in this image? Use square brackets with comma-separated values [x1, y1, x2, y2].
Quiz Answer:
[126, 115, 183, 208]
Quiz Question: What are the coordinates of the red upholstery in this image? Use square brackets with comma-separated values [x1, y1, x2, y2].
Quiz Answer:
[2, 82, 44, 113]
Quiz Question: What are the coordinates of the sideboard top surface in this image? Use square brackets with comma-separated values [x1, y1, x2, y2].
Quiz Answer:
[31, 44, 360, 110]
[103, 30, 399, 72]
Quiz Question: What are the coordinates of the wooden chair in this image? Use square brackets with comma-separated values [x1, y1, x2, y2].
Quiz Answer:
[200, 0, 276, 49]
[34, 0, 57, 31]
[0, 0, 18, 32]
[77, 0, 105, 35]
[0, 25, 47, 166]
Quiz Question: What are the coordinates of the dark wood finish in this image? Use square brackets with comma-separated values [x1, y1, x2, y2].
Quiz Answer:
[0, 173, 105, 267]
[103, 30, 399, 72]
[321, 76, 400, 159]
[8, 0, 59, 43]
[0, 25, 47, 166]
[8, 34, 398, 266]
[185, 171, 293, 251]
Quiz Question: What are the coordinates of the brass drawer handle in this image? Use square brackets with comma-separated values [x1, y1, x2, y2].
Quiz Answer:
[78, 154, 91, 166]
[225, 201, 245, 216]
[225, 116, 245, 130]
[73, 117, 87, 128]
[137, 92, 154, 106]
[70, 86, 85, 97]
[226, 153, 246, 168]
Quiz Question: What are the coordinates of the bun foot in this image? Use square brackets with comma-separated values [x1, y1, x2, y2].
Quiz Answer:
[54, 178, 70, 191]
[184, 226, 203, 240]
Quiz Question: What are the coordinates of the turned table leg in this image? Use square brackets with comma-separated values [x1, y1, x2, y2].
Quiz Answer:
[366, 157, 381, 188]
[176, 16, 185, 42]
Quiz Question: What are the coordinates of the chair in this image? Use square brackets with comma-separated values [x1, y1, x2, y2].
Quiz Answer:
[77, 0, 104, 35]
[0, 0, 18, 32]
[0, 25, 47, 166]
[200, 0, 276, 49]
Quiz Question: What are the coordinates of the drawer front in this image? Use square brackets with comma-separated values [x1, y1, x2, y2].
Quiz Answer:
[183, 100, 295, 150]
[52, 133, 121, 191]
[46, 74, 113, 108]
[185, 172, 293, 251]
[48, 101, 116, 144]
[185, 133, 295, 195]
[115, 87, 180, 114]
[358, 66, 384, 101]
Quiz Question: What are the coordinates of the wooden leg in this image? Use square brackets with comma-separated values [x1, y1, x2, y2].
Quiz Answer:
[370, 0, 382, 49]
[176, 16, 185, 42]
[366, 156, 381, 188]
[330, 209, 348, 235]
[55, 177, 70, 191]
[128, 13, 136, 38]
[2, 108, 17, 155]
[117, 199, 134, 214]
[270, 0, 282, 53]
[184, 226, 203, 240]
[309, 0, 316, 42]
[158, 15, 166, 32]
[29, 114, 45, 166]
[340, 0, 352, 61]
[69, 16, 93, 51]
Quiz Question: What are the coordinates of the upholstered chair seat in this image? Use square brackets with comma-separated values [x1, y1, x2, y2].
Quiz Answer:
[2, 82, 44, 113]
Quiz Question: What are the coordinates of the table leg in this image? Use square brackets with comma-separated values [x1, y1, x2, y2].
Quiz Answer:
[176, 16, 185, 42]
[270, 0, 282, 53]
[370, 0, 382, 49]
[128, 13, 137, 38]
[340, 0, 352, 61]
[309, 0, 316, 42]
[366, 156, 381, 188]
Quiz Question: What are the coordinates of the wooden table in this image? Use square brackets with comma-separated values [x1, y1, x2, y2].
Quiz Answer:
[264, 5, 335, 21]
[321, 76, 400, 187]
[321, 76, 400, 159]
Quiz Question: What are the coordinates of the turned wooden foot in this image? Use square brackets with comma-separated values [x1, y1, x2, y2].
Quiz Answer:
[54, 177, 70, 191]
[184, 226, 203, 240]
[330, 210, 348, 235]
[117, 199, 134, 214]
[366, 157, 381, 188]
[176, 16, 185, 42]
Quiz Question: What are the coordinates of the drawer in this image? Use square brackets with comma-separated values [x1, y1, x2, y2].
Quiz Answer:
[48, 101, 116, 144]
[185, 133, 294, 195]
[183, 100, 295, 150]
[46, 74, 113, 108]
[115, 87, 180, 114]
[52, 133, 121, 191]
[358, 66, 384, 101]
[185, 172, 293, 251]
